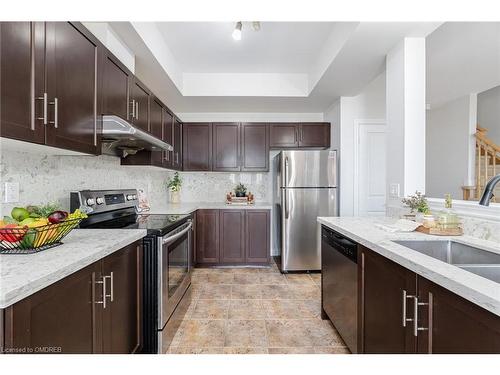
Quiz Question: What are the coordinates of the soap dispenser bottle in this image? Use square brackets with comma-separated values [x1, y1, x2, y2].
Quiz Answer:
[438, 194, 460, 230]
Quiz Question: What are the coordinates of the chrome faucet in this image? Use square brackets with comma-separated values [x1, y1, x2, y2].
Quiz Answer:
[479, 174, 500, 206]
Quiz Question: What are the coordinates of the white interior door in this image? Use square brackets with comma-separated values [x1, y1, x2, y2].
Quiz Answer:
[357, 123, 387, 216]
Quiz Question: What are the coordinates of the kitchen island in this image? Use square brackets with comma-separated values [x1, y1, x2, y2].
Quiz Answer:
[1, 229, 146, 354]
[318, 216, 500, 353]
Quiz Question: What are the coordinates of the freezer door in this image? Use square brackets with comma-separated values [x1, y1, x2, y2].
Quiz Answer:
[281, 188, 337, 271]
[281, 150, 337, 188]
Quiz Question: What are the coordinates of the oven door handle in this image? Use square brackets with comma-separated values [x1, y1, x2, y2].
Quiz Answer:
[162, 220, 192, 245]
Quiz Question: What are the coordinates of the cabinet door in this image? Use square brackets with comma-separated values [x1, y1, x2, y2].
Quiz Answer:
[416, 276, 500, 354]
[149, 98, 164, 167]
[130, 79, 150, 132]
[213, 123, 241, 171]
[220, 210, 245, 263]
[45, 22, 99, 154]
[183, 123, 212, 171]
[269, 124, 299, 148]
[359, 247, 417, 353]
[101, 242, 143, 354]
[4, 261, 102, 354]
[245, 210, 270, 264]
[299, 123, 330, 148]
[195, 210, 220, 264]
[172, 118, 183, 170]
[241, 123, 269, 171]
[102, 53, 131, 120]
[0, 22, 45, 144]
[163, 110, 174, 168]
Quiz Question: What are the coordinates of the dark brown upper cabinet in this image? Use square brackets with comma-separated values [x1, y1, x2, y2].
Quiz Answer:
[183, 123, 212, 171]
[44, 22, 101, 155]
[163, 110, 174, 169]
[299, 123, 330, 147]
[241, 123, 269, 172]
[102, 52, 132, 121]
[0, 22, 45, 144]
[149, 98, 165, 167]
[172, 117, 183, 170]
[245, 210, 270, 263]
[270, 123, 330, 149]
[212, 123, 241, 172]
[269, 123, 299, 148]
[195, 209, 220, 264]
[130, 78, 150, 132]
[0, 22, 100, 155]
[219, 210, 246, 264]
[3, 241, 142, 354]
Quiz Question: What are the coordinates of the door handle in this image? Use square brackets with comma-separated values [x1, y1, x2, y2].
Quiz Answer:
[412, 296, 429, 337]
[36, 92, 48, 125]
[284, 156, 289, 187]
[284, 190, 290, 219]
[135, 101, 139, 120]
[49, 97, 58, 128]
[130, 99, 136, 119]
[95, 274, 113, 309]
[402, 289, 415, 327]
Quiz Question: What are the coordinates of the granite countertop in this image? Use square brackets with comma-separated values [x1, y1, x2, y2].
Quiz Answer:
[317, 216, 500, 317]
[0, 229, 147, 309]
[150, 202, 273, 215]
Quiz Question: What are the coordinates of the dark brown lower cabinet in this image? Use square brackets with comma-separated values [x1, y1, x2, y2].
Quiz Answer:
[195, 210, 220, 264]
[416, 276, 500, 354]
[195, 209, 270, 266]
[359, 246, 416, 353]
[358, 245, 500, 354]
[3, 241, 142, 354]
[220, 210, 245, 264]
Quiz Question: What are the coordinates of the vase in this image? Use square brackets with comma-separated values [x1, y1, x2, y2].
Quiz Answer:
[170, 190, 180, 204]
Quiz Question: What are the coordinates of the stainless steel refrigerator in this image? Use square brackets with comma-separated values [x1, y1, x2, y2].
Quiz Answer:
[273, 150, 338, 272]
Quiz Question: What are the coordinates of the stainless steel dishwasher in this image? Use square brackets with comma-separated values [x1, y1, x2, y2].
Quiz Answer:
[321, 225, 358, 353]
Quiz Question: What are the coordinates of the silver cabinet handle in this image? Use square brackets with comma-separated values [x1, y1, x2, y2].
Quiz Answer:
[49, 97, 58, 128]
[109, 272, 114, 302]
[412, 296, 429, 336]
[36, 92, 48, 125]
[402, 289, 415, 327]
[130, 99, 136, 119]
[95, 274, 113, 308]
[135, 101, 139, 120]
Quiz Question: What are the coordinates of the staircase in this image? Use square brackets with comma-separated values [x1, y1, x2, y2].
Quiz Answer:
[462, 126, 500, 202]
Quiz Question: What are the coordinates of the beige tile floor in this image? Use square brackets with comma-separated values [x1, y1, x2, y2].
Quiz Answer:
[167, 261, 349, 354]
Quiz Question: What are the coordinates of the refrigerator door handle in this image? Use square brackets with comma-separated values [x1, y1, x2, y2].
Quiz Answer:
[284, 190, 290, 219]
[284, 156, 289, 187]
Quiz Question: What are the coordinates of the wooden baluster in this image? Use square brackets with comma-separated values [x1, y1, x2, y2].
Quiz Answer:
[476, 140, 482, 199]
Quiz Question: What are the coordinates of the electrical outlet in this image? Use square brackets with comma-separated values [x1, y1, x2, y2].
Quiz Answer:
[4, 182, 20, 203]
[389, 183, 400, 198]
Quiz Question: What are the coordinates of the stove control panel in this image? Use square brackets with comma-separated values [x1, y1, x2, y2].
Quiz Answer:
[70, 189, 138, 214]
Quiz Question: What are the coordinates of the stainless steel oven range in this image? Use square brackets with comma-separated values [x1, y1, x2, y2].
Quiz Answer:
[71, 189, 192, 353]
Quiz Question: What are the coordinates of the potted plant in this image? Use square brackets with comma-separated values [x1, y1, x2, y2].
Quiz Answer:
[402, 191, 429, 221]
[234, 183, 247, 198]
[166, 172, 182, 203]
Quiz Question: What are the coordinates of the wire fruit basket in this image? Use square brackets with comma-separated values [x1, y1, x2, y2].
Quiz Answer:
[0, 218, 82, 254]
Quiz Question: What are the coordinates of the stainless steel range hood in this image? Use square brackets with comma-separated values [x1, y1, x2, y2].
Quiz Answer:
[101, 115, 173, 158]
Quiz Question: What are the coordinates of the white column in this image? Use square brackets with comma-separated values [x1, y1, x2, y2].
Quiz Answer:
[386, 37, 426, 207]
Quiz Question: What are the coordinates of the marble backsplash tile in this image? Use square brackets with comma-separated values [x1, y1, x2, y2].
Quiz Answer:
[0, 150, 272, 216]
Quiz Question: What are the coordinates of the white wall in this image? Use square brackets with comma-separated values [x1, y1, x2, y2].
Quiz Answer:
[477, 85, 500, 145]
[386, 38, 426, 209]
[426, 95, 476, 199]
[330, 72, 386, 216]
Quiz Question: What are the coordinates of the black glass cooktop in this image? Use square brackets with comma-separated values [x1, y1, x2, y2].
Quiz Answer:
[80, 211, 189, 236]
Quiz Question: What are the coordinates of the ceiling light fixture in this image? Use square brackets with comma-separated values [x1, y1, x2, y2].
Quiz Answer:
[251, 21, 261, 31]
[232, 21, 242, 41]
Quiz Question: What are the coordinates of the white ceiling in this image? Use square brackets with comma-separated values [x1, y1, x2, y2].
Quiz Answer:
[426, 22, 500, 109]
[158, 22, 336, 74]
[107, 21, 441, 114]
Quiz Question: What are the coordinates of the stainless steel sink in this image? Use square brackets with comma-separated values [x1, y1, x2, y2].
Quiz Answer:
[393, 240, 500, 265]
[393, 240, 500, 284]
